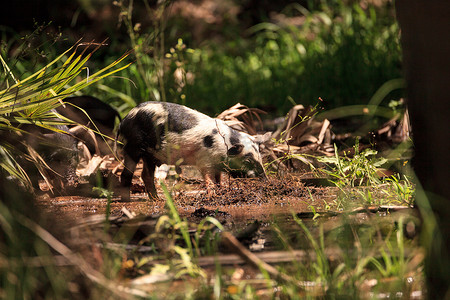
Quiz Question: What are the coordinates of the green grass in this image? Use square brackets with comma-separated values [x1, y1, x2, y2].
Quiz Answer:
[175, 1, 402, 115]
[318, 139, 387, 188]
[312, 138, 414, 210]
[1, 1, 402, 118]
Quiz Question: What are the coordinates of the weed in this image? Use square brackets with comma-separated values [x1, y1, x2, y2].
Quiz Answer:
[194, 216, 224, 256]
[314, 138, 415, 209]
[318, 139, 387, 188]
[383, 174, 415, 206]
[134, 182, 223, 280]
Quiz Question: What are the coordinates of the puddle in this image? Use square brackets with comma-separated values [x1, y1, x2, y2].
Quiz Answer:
[36, 174, 332, 223]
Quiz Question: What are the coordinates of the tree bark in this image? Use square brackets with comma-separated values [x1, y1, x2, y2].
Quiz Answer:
[395, 1, 450, 299]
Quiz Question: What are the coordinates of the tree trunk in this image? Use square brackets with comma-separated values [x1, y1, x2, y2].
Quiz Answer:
[395, 1, 450, 299]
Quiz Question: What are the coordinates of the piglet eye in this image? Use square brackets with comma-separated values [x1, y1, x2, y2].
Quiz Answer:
[244, 153, 254, 161]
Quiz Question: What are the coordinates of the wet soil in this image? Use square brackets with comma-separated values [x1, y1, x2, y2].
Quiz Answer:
[36, 163, 336, 225]
[36, 180, 333, 232]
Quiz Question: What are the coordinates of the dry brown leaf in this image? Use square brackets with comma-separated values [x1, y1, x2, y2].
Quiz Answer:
[217, 103, 266, 135]
[77, 155, 104, 178]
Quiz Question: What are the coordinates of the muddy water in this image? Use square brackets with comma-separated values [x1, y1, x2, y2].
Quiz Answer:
[35, 161, 418, 254]
[36, 191, 321, 226]
[35, 166, 415, 246]
[35, 172, 333, 225]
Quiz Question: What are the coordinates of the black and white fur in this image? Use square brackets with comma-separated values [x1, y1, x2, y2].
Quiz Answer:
[117, 101, 267, 200]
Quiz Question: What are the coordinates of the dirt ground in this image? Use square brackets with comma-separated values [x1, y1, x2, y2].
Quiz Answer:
[35, 161, 333, 225]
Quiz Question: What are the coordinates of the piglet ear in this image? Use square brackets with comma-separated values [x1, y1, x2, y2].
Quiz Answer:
[227, 144, 244, 156]
[253, 132, 272, 144]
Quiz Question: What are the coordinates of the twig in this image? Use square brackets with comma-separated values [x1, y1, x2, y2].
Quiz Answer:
[221, 232, 304, 289]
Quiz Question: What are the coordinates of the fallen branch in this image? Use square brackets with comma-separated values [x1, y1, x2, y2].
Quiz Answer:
[221, 232, 304, 289]
[296, 205, 414, 218]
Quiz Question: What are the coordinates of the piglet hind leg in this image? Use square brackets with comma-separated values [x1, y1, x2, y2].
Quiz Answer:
[142, 158, 159, 200]
[119, 149, 139, 201]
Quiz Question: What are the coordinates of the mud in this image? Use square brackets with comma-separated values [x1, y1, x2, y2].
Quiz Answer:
[36, 174, 335, 225]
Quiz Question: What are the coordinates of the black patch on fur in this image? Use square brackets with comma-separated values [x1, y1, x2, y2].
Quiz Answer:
[163, 102, 199, 133]
[244, 152, 255, 161]
[203, 135, 214, 148]
[229, 129, 240, 146]
[119, 105, 161, 159]
[133, 101, 199, 134]
[212, 128, 218, 135]
[227, 144, 244, 156]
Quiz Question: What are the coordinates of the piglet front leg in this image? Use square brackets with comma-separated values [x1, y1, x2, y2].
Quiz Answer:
[142, 158, 159, 199]
[201, 168, 222, 196]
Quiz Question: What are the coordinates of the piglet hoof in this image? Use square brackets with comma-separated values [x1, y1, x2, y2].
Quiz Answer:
[205, 184, 217, 198]
[145, 188, 161, 200]
[148, 194, 160, 201]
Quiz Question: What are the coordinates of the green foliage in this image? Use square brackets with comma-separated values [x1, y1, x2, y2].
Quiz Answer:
[0, 39, 131, 187]
[315, 139, 414, 209]
[177, 2, 402, 114]
[1, 1, 402, 117]
[368, 218, 408, 279]
[318, 139, 387, 188]
[383, 174, 415, 206]
[161, 181, 194, 257]
[48, 1, 402, 116]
